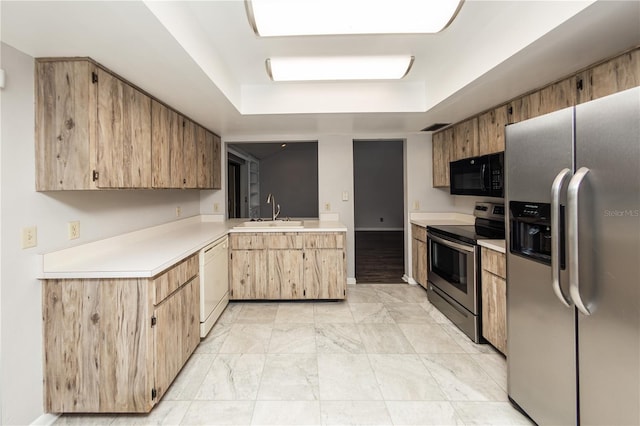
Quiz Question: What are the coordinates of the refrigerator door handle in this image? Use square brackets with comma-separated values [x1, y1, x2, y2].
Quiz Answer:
[568, 166, 592, 316]
[551, 168, 572, 308]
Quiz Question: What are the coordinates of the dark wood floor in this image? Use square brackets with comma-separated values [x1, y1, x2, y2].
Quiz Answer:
[355, 231, 405, 283]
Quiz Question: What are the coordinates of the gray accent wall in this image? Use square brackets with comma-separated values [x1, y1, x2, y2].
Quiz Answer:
[258, 142, 319, 219]
[353, 140, 404, 230]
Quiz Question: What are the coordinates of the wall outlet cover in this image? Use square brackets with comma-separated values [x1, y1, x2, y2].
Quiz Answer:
[22, 226, 37, 249]
[68, 221, 80, 240]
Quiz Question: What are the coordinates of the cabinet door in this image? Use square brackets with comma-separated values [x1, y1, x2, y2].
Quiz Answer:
[35, 60, 94, 190]
[577, 49, 639, 104]
[304, 248, 346, 299]
[412, 238, 427, 288]
[432, 128, 453, 187]
[478, 106, 507, 155]
[182, 119, 199, 188]
[43, 278, 154, 413]
[211, 133, 222, 189]
[96, 68, 151, 188]
[481, 270, 507, 354]
[230, 250, 267, 299]
[269, 249, 304, 299]
[196, 127, 213, 188]
[452, 117, 479, 161]
[154, 278, 199, 400]
[151, 101, 183, 188]
[181, 278, 200, 363]
[518, 77, 576, 122]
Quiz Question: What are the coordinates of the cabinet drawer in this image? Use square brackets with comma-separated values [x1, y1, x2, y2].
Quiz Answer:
[411, 224, 427, 242]
[153, 254, 198, 304]
[304, 233, 345, 249]
[481, 247, 506, 278]
[230, 234, 266, 250]
[265, 233, 303, 249]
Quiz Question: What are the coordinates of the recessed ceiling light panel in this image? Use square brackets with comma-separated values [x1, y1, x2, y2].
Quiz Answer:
[246, 0, 464, 36]
[266, 56, 415, 81]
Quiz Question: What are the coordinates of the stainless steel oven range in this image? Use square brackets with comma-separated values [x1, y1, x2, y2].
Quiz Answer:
[426, 202, 504, 342]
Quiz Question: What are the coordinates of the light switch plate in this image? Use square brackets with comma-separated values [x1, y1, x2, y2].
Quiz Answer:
[22, 226, 37, 249]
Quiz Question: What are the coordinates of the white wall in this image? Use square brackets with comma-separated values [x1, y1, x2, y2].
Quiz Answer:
[0, 43, 204, 425]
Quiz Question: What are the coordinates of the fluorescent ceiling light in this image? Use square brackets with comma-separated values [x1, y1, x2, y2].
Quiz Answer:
[246, 0, 464, 36]
[266, 56, 414, 81]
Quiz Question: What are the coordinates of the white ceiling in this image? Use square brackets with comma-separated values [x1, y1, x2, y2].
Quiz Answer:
[2, 0, 639, 137]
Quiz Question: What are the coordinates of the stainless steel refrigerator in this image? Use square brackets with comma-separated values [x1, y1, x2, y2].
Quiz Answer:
[505, 86, 639, 425]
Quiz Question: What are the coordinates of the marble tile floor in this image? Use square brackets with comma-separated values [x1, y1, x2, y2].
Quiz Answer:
[55, 284, 533, 426]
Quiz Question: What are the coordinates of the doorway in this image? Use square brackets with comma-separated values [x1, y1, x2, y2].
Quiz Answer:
[353, 140, 405, 283]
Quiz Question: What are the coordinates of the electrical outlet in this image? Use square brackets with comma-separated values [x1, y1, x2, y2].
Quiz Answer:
[68, 221, 80, 240]
[176, 206, 182, 217]
[342, 191, 349, 201]
[324, 202, 331, 211]
[413, 200, 420, 211]
[213, 202, 220, 213]
[22, 226, 37, 249]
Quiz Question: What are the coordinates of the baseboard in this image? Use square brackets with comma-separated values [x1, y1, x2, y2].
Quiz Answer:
[347, 277, 357, 285]
[403, 274, 418, 285]
[31, 413, 59, 426]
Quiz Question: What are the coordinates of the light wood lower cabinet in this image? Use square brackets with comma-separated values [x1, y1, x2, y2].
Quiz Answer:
[42, 254, 199, 413]
[481, 247, 507, 354]
[411, 224, 427, 288]
[229, 232, 346, 300]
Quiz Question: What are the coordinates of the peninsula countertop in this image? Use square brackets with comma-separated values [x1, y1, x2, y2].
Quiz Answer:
[38, 216, 347, 279]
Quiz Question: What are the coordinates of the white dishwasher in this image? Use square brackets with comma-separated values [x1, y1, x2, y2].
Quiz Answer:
[199, 235, 229, 337]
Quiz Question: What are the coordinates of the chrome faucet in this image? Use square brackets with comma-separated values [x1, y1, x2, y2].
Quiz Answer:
[266, 193, 280, 221]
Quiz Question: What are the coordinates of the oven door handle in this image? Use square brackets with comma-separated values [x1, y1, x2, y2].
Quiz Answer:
[428, 233, 475, 253]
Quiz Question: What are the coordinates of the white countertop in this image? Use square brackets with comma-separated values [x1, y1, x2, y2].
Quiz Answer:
[39, 216, 347, 279]
[410, 212, 475, 228]
[478, 239, 506, 254]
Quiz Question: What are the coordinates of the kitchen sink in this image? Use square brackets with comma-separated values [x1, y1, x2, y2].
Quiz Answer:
[234, 220, 304, 229]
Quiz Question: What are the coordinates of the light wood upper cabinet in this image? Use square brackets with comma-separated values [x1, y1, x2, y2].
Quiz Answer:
[195, 128, 222, 190]
[211, 133, 222, 189]
[43, 254, 200, 413]
[478, 105, 508, 155]
[96, 68, 152, 188]
[512, 76, 577, 123]
[577, 49, 639, 104]
[432, 127, 453, 188]
[36, 60, 96, 190]
[452, 117, 479, 161]
[151, 100, 184, 189]
[36, 58, 221, 191]
[183, 119, 199, 189]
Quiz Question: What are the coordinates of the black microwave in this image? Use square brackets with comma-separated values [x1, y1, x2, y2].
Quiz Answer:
[449, 152, 504, 197]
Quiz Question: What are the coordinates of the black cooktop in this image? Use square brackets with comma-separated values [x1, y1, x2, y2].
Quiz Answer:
[428, 219, 505, 245]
